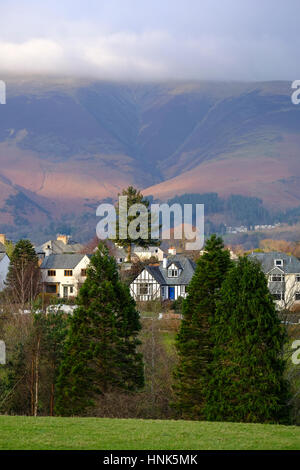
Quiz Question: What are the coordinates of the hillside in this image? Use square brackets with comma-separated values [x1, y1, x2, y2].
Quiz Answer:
[0, 77, 300, 241]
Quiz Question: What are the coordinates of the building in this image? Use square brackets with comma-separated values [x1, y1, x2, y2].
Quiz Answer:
[35, 235, 84, 262]
[40, 253, 90, 298]
[249, 251, 300, 309]
[113, 244, 165, 264]
[0, 235, 9, 291]
[132, 245, 165, 262]
[130, 254, 195, 301]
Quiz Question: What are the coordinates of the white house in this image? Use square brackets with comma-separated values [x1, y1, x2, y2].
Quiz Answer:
[249, 252, 300, 310]
[132, 246, 165, 262]
[113, 244, 165, 264]
[0, 238, 9, 291]
[130, 254, 195, 301]
[40, 253, 91, 298]
[35, 234, 84, 261]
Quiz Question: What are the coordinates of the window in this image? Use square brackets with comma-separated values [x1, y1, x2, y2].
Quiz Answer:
[181, 285, 187, 295]
[48, 270, 56, 277]
[168, 269, 178, 277]
[81, 269, 87, 277]
[296, 275, 300, 283]
[137, 283, 152, 296]
[270, 274, 284, 282]
[64, 270, 73, 277]
[70, 286, 74, 294]
[46, 284, 57, 294]
[274, 259, 283, 267]
[295, 293, 300, 301]
[272, 293, 284, 301]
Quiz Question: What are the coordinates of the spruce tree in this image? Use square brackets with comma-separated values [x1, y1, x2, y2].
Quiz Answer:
[205, 256, 290, 424]
[173, 235, 232, 419]
[55, 243, 144, 416]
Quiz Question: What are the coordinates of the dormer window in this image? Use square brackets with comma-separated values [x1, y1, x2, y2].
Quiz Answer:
[168, 268, 178, 277]
[275, 259, 283, 267]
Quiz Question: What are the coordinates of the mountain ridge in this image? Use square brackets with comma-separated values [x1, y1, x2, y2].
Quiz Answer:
[0, 77, 299, 240]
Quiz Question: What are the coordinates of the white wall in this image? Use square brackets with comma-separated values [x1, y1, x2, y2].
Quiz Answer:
[133, 247, 164, 262]
[41, 255, 90, 298]
[0, 254, 10, 291]
[130, 269, 161, 301]
[130, 268, 188, 301]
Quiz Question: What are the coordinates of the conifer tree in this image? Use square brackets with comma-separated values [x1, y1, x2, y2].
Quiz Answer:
[173, 235, 232, 419]
[205, 256, 290, 424]
[115, 186, 159, 261]
[55, 243, 144, 416]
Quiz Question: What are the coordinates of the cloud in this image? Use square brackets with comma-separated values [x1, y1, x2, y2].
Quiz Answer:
[0, 1, 299, 81]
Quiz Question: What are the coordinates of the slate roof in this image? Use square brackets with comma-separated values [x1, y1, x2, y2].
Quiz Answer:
[40, 253, 87, 270]
[248, 252, 300, 274]
[35, 239, 84, 255]
[144, 255, 195, 285]
[0, 252, 7, 262]
[0, 242, 6, 253]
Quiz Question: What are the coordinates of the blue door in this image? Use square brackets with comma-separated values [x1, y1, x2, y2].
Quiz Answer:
[169, 287, 175, 300]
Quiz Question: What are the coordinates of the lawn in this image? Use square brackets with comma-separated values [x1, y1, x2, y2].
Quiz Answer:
[0, 416, 299, 450]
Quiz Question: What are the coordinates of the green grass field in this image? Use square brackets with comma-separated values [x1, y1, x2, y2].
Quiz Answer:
[0, 416, 299, 450]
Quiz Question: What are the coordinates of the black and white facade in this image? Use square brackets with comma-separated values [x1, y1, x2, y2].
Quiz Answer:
[130, 255, 195, 301]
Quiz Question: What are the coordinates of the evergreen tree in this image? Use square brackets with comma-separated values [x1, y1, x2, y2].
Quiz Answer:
[173, 235, 232, 419]
[55, 243, 144, 416]
[115, 186, 159, 261]
[6, 239, 40, 309]
[205, 256, 290, 424]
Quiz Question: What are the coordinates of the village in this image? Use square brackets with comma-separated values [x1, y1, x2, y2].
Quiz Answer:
[0, 232, 300, 321]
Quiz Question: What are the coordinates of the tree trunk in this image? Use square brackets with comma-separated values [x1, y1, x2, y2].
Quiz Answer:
[30, 358, 34, 416]
[50, 382, 54, 417]
[33, 337, 40, 417]
[127, 244, 132, 262]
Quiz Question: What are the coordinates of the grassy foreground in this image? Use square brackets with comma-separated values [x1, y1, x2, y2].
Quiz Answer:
[0, 416, 299, 450]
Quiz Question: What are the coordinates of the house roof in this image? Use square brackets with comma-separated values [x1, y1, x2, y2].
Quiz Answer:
[144, 254, 195, 285]
[35, 239, 84, 255]
[248, 252, 300, 274]
[0, 252, 7, 262]
[40, 253, 87, 270]
[0, 242, 6, 253]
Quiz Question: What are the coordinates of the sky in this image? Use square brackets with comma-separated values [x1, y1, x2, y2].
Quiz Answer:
[0, 0, 299, 81]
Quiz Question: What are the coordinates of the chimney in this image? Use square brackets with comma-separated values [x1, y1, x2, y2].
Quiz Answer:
[168, 246, 176, 256]
[163, 256, 167, 269]
[0, 234, 6, 245]
[57, 234, 69, 245]
[44, 248, 52, 257]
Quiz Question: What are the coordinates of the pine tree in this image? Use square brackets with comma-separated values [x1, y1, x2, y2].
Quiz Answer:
[115, 186, 159, 261]
[6, 239, 40, 309]
[55, 243, 144, 416]
[173, 235, 232, 419]
[205, 256, 290, 424]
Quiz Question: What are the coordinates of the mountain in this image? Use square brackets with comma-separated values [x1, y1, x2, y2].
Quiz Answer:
[0, 77, 300, 241]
